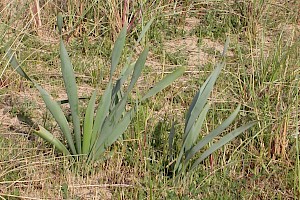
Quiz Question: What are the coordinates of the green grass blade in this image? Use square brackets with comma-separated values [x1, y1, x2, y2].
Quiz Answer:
[185, 105, 241, 161]
[6, 49, 32, 81]
[60, 39, 81, 154]
[34, 83, 77, 155]
[136, 18, 154, 44]
[82, 91, 97, 155]
[141, 67, 185, 101]
[110, 25, 127, 80]
[184, 62, 224, 138]
[36, 126, 70, 156]
[168, 122, 176, 160]
[222, 37, 230, 58]
[190, 121, 256, 171]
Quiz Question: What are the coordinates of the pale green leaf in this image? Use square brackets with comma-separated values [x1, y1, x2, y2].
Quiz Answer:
[185, 105, 241, 162]
[82, 91, 97, 154]
[6, 49, 32, 81]
[110, 25, 127, 79]
[36, 126, 70, 156]
[34, 83, 77, 155]
[136, 18, 154, 44]
[127, 46, 149, 92]
[190, 121, 256, 171]
[183, 103, 211, 152]
[57, 12, 63, 35]
[91, 82, 113, 150]
[60, 39, 81, 154]
[141, 67, 185, 101]
[184, 62, 224, 138]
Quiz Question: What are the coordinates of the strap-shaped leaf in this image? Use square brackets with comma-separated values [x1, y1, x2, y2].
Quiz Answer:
[105, 46, 149, 127]
[190, 121, 256, 171]
[183, 103, 211, 152]
[185, 105, 241, 162]
[60, 39, 81, 154]
[82, 91, 97, 154]
[90, 81, 113, 150]
[105, 108, 135, 147]
[127, 46, 149, 92]
[34, 83, 77, 154]
[184, 62, 224, 138]
[174, 103, 210, 172]
[57, 12, 63, 35]
[93, 109, 135, 159]
[6, 50, 76, 155]
[136, 18, 154, 44]
[222, 37, 230, 58]
[111, 61, 135, 107]
[96, 92, 128, 147]
[36, 126, 70, 156]
[110, 25, 127, 80]
[141, 66, 185, 101]
[6, 49, 32, 81]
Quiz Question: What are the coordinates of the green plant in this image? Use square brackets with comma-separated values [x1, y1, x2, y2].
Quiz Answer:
[6, 13, 185, 162]
[167, 39, 256, 177]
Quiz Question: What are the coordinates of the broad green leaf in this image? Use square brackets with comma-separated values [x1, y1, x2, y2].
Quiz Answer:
[185, 105, 241, 161]
[174, 103, 210, 172]
[111, 61, 135, 108]
[60, 39, 81, 154]
[109, 46, 148, 122]
[190, 121, 256, 171]
[6, 49, 32, 81]
[34, 83, 77, 155]
[90, 82, 113, 150]
[127, 46, 149, 92]
[136, 18, 154, 44]
[110, 25, 127, 79]
[57, 12, 63, 35]
[82, 91, 97, 154]
[6, 49, 76, 155]
[105, 108, 135, 147]
[36, 126, 70, 156]
[184, 76, 210, 129]
[183, 103, 211, 152]
[92, 91, 131, 158]
[118, 62, 135, 87]
[94, 109, 135, 159]
[184, 62, 224, 138]
[97, 93, 128, 146]
[141, 66, 185, 101]
[107, 47, 149, 122]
